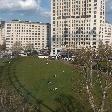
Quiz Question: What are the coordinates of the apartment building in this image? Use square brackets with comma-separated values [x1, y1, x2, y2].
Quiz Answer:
[104, 22, 112, 44]
[0, 21, 5, 45]
[3, 20, 51, 50]
[0, 25, 2, 45]
[51, 0, 105, 56]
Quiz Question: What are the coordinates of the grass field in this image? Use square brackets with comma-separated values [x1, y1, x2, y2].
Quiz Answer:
[9, 57, 81, 111]
[1, 56, 112, 112]
[0, 58, 9, 66]
[5, 56, 112, 112]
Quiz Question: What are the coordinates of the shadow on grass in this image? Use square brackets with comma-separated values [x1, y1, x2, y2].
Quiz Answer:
[55, 94, 85, 112]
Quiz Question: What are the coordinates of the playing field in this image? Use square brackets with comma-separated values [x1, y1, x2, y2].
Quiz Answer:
[10, 57, 80, 111]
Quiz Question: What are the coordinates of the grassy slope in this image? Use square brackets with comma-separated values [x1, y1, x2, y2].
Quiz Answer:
[0, 58, 9, 66]
[13, 57, 80, 111]
[1, 57, 112, 112]
[13, 57, 110, 111]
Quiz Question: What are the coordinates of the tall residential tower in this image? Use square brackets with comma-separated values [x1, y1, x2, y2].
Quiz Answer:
[51, 0, 105, 56]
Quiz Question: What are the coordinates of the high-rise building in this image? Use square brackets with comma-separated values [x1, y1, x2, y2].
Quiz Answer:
[51, 0, 105, 56]
[0, 25, 2, 45]
[104, 22, 112, 45]
[2, 20, 51, 50]
[0, 21, 5, 45]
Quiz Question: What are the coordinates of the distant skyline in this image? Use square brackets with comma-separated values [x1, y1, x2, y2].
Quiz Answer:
[0, 0, 112, 23]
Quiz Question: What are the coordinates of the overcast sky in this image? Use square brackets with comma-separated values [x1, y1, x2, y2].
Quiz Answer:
[0, 0, 111, 23]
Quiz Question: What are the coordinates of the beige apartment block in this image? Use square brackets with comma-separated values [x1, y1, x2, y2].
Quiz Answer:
[3, 20, 51, 50]
[104, 22, 112, 45]
[0, 21, 5, 45]
[51, 0, 105, 56]
[0, 26, 2, 45]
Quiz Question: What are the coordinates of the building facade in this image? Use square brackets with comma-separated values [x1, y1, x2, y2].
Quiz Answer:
[51, 0, 105, 56]
[0, 26, 2, 45]
[0, 21, 5, 45]
[3, 20, 51, 50]
[104, 22, 112, 45]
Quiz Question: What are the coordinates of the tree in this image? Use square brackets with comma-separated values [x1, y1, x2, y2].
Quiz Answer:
[0, 41, 6, 51]
[25, 43, 34, 52]
[11, 41, 23, 56]
[24, 43, 35, 56]
[72, 43, 112, 112]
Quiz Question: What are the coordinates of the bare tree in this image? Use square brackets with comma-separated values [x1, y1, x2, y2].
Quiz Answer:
[25, 43, 34, 52]
[0, 41, 6, 51]
[72, 43, 112, 112]
[11, 41, 23, 56]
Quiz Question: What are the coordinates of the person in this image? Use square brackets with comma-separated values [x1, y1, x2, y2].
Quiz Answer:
[54, 74, 56, 77]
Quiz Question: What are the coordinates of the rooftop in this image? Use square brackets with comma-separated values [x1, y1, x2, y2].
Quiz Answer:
[5, 20, 50, 25]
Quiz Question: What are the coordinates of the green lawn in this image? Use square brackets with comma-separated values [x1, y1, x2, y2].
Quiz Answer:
[6, 56, 112, 112]
[10, 57, 81, 111]
[1, 57, 112, 112]
[0, 58, 9, 66]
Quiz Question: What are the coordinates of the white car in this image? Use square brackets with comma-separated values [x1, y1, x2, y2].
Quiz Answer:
[19, 53, 27, 57]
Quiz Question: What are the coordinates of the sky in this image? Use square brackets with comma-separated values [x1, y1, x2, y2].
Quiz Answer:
[0, 0, 112, 23]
